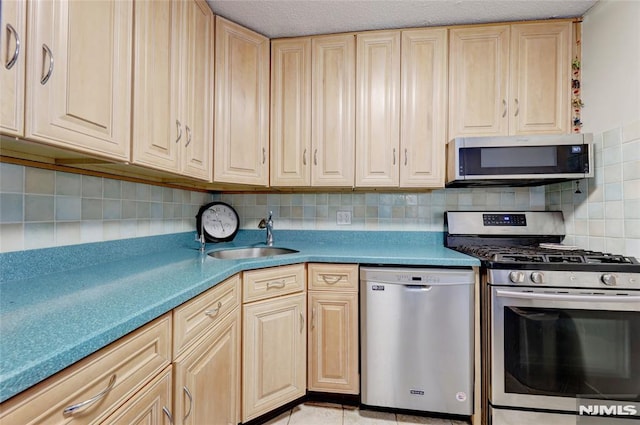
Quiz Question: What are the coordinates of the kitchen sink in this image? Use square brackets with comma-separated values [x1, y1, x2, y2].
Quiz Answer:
[208, 246, 299, 260]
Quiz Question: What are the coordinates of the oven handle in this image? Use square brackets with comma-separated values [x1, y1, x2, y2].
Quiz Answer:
[495, 289, 640, 303]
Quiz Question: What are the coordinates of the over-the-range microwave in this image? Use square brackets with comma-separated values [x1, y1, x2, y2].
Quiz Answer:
[445, 133, 594, 187]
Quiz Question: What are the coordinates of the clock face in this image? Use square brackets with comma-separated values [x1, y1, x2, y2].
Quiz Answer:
[196, 202, 239, 242]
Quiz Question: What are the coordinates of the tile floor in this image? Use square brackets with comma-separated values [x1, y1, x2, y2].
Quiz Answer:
[262, 402, 471, 425]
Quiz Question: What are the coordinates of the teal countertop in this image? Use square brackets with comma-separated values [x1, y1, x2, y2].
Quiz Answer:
[0, 230, 478, 403]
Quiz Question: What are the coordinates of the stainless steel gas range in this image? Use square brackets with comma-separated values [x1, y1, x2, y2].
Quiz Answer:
[445, 211, 640, 425]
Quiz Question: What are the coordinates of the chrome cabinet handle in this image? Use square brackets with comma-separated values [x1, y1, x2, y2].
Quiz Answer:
[183, 386, 193, 421]
[175, 120, 182, 144]
[163, 406, 174, 425]
[320, 274, 342, 285]
[63, 374, 116, 415]
[266, 280, 286, 289]
[185, 125, 192, 147]
[300, 312, 305, 333]
[311, 307, 316, 330]
[392, 148, 396, 165]
[262, 148, 266, 164]
[205, 301, 222, 316]
[314, 149, 318, 165]
[514, 98, 520, 116]
[404, 148, 408, 166]
[502, 99, 507, 118]
[5, 23, 20, 70]
[40, 43, 54, 85]
[303, 148, 307, 165]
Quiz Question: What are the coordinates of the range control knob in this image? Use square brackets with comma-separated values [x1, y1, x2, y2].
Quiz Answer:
[509, 271, 525, 283]
[601, 273, 617, 286]
[530, 272, 545, 284]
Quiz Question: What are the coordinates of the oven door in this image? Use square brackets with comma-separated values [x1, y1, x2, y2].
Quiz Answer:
[491, 286, 640, 412]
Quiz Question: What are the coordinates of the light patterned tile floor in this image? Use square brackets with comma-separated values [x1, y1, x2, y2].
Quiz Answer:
[263, 402, 471, 425]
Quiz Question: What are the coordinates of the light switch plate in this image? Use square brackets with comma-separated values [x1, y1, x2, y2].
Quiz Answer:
[337, 210, 352, 225]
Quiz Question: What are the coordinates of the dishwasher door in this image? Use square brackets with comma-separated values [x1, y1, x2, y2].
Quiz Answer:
[360, 267, 474, 415]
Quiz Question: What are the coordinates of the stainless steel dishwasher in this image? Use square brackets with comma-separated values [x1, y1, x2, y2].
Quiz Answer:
[360, 266, 474, 415]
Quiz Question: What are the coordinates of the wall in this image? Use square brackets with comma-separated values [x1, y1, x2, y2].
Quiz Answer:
[0, 163, 546, 252]
[546, 0, 640, 257]
[216, 186, 546, 231]
[0, 163, 213, 252]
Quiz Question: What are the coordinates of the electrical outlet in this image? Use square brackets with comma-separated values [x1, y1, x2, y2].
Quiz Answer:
[337, 210, 352, 225]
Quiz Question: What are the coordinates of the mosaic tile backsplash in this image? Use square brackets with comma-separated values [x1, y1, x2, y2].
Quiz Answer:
[0, 162, 548, 252]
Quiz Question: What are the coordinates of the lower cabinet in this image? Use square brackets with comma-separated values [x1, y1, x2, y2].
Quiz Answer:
[242, 267, 307, 422]
[307, 263, 359, 394]
[102, 366, 173, 425]
[173, 307, 241, 425]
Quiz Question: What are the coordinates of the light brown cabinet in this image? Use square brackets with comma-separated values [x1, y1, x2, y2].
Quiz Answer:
[172, 275, 241, 425]
[24, 0, 132, 161]
[449, 21, 571, 138]
[355, 31, 401, 187]
[242, 265, 307, 422]
[132, 0, 213, 181]
[270, 34, 356, 187]
[102, 367, 173, 425]
[214, 16, 270, 186]
[0, 314, 172, 425]
[0, 0, 26, 137]
[307, 263, 359, 394]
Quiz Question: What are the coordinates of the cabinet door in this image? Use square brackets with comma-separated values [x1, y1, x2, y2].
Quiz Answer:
[131, 0, 181, 173]
[449, 25, 510, 138]
[270, 38, 312, 187]
[101, 367, 173, 425]
[214, 17, 269, 186]
[1, 0, 26, 136]
[355, 31, 400, 187]
[510, 22, 571, 135]
[174, 308, 240, 425]
[181, 0, 214, 181]
[311, 34, 355, 187]
[308, 292, 359, 394]
[400, 28, 448, 188]
[26, 0, 132, 161]
[242, 293, 306, 422]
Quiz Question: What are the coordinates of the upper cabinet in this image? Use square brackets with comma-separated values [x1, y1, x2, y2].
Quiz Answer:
[214, 16, 270, 186]
[449, 21, 571, 138]
[1, 0, 26, 137]
[355, 28, 448, 188]
[133, 0, 214, 181]
[270, 34, 356, 187]
[355, 31, 401, 187]
[132, 0, 213, 181]
[25, 0, 133, 161]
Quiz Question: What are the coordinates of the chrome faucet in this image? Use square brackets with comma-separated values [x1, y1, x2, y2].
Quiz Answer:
[258, 211, 274, 246]
[199, 218, 207, 253]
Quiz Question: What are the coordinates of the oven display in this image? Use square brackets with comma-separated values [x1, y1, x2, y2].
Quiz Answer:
[483, 213, 526, 226]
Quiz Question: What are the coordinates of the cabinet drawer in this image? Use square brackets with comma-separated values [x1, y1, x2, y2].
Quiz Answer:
[0, 314, 172, 425]
[243, 264, 305, 303]
[308, 263, 358, 291]
[173, 274, 240, 358]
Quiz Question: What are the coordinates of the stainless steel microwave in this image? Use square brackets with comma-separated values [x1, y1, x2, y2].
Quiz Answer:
[446, 134, 594, 187]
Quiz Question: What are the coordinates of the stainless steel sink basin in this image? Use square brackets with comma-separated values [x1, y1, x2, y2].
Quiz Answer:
[208, 247, 299, 260]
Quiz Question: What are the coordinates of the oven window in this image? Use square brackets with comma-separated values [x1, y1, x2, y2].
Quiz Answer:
[504, 307, 640, 400]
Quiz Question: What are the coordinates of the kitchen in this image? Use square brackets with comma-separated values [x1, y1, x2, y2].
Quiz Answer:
[1, 0, 639, 424]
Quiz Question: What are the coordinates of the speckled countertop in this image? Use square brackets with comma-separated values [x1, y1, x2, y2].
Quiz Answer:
[0, 230, 478, 403]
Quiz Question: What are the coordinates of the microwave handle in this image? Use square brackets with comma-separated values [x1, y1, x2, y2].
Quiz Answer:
[495, 289, 640, 303]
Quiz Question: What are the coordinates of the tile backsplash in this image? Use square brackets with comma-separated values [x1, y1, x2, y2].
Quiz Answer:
[0, 162, 547, 252]
[546, 120, 640, 257]
[0, 163, 214, 252]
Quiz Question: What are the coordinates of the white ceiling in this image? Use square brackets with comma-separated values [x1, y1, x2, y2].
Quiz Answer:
[206, 0, 599, 39]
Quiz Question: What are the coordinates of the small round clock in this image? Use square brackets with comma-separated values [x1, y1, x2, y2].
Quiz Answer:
[196, 202, 240, 242]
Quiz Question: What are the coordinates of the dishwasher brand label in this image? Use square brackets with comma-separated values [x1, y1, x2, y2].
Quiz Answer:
[410, 390, 424, 396]
[372, 285, 385, 291]
[456, 392, 467, 402]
